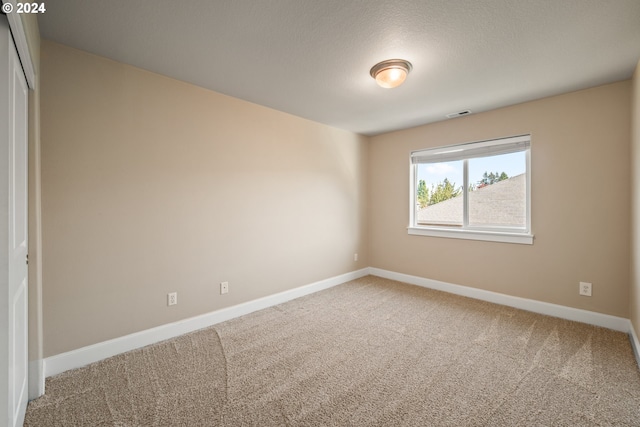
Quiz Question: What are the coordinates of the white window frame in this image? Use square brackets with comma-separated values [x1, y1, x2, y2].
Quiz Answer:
[408, 134, 533, 245]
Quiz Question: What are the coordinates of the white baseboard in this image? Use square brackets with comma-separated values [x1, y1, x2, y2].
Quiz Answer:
[630, 322, 640, 369]
[43, 266, 638, 380]
[28, 359, 44, 400]
[44, 268, 369, 378]
[369, 268, 631, 333]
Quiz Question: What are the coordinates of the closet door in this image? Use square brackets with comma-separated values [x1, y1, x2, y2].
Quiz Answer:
[0, 15, 29, 427]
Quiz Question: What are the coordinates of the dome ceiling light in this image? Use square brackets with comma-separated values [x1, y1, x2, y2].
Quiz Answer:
[369, 59, 413, 89]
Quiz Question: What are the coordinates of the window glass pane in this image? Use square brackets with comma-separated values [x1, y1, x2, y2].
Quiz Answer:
[416, 160, 464, 227]
[468, 151, 526, 228]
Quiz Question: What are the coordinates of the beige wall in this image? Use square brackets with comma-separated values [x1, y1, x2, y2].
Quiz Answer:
[631, 60, 640, 333]
[40, 41, 369, 357]
[369, 82, 631, 317]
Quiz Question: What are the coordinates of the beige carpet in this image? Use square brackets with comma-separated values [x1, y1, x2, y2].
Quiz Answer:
[25, 276, 640, 426]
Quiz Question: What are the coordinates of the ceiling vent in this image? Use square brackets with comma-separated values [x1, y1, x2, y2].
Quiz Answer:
[446, 110, 472, 119]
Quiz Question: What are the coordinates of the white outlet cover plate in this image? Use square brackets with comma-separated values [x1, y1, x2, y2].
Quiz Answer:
[579, 282, 592, 297]
[167, 292, 177, 306]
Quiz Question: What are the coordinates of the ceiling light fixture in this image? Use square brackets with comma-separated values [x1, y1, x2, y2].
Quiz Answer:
[370, 59, 412, 88]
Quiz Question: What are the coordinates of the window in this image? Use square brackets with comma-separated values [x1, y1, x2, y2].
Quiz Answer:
[409, 135, 532, 244]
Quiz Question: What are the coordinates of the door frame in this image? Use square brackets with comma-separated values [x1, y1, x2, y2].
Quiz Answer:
[1, 0, 39, 412]
[3, 2, 36, 88]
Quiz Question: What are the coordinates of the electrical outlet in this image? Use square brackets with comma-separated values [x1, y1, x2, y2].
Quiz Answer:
[579, 282, 592, 297]
[354, 253, 358, 262]
[220, 281, 229, 295]
[167, 292, 177, 306]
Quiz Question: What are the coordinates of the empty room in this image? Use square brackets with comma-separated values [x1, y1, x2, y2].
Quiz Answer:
[1, 0, 640, 425]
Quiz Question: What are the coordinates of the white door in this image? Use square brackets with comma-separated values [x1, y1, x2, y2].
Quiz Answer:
[0, 15, 29, 427]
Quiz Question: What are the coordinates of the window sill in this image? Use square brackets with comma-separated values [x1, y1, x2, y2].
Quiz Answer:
[407, 226, 534, 245]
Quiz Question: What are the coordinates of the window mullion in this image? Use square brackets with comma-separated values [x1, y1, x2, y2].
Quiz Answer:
[410, 163, 416, 227]
[526, 148, 531, 233]
[463, 159, 469, 227]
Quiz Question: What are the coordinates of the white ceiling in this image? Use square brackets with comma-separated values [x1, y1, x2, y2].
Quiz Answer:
[38, 0, 640, 136]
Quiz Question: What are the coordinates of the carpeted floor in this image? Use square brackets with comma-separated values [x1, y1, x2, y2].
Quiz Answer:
[25, 275, 640, 426]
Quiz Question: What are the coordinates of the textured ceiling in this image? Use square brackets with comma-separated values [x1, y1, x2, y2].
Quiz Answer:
[38, 0, 640, 136]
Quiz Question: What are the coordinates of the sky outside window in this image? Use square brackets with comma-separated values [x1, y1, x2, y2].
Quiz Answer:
[417, 151, 526, 191]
